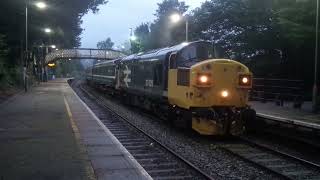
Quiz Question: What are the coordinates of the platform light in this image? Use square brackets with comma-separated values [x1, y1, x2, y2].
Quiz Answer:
[48, 63, 55, 67]
[51, 45, 56, 49]
[35, 2, 47, 9]
[221, 90, 229, 98]
[44, 28, 52, 33]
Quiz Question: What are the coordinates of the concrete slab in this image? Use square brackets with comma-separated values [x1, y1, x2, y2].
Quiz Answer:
[96, 169, 146, 180]
[63, 79, 152, 180]
[87, 145, 124, 156]
[0, 78, 152, 180]
[0, 80, 95, 180]
[91, 156, 133, 170]
[250, 101, 320, 130]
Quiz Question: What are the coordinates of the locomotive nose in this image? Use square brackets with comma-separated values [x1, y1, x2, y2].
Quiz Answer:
[190, 59, 251, 107]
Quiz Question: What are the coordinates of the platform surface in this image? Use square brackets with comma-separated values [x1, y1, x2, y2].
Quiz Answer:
[250, 101, 320, 129]
[0, 78, 151, 180]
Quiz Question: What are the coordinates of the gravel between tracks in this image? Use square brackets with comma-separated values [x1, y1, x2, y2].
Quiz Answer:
[77, 81, 281, 180]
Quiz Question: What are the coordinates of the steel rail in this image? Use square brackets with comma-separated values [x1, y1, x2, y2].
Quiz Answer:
[79, 85, 215, 180]
[238, 136, 320, 169]
[220, 135, 320, 180]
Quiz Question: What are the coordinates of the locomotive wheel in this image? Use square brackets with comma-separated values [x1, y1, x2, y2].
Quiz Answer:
[243, 109, 258, 131]
[167, 106, 176, 126]
[173, 109, 192, 131]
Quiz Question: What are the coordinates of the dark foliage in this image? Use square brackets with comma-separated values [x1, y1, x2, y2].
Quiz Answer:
[97, 37, 114, 49]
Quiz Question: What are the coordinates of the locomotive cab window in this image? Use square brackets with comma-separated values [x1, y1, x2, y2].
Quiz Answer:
[153, 64, 163, 86]
[177, 42, 214, 67]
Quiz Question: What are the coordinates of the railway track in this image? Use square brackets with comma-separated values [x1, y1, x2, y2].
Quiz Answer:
[75, 84, 215, 180]
[71, 80, 320, 180]
[220, 135, 320, 179]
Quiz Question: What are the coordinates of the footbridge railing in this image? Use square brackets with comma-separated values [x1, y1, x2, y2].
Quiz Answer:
[45, 48, 126, 64]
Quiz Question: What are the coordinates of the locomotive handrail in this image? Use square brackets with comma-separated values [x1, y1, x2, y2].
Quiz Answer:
[45, 48, 126, 64]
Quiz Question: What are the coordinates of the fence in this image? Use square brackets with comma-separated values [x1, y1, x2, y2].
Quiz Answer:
[250, 78, 304, 108]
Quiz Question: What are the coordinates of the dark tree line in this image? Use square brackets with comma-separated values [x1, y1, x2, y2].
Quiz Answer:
[0, 0, 107, 87]
[97, 37, 114, 49]
[131, 0, 319, 91]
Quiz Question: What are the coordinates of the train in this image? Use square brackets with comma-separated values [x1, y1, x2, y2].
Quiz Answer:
[86, 41, 256, 136]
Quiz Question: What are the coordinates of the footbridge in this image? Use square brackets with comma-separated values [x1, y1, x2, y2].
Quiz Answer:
[45, 48, 126, 64]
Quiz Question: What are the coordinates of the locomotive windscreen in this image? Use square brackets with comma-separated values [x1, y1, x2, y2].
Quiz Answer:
[177, 42, 214, 67]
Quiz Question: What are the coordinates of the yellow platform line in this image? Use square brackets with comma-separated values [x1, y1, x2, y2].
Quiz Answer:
[64, 95, 96, 180]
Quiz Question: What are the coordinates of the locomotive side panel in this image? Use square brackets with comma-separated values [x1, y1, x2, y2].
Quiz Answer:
[118, 58, 165, 100]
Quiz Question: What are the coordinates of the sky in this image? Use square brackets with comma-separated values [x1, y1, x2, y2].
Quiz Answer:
[80, 0, 206, 48]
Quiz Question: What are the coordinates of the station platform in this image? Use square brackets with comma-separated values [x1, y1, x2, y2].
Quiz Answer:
[0, 78, 151, 180]
[250, 101, 320, 130]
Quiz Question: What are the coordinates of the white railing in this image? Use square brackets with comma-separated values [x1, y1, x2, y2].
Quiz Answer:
[45, 48, 126, 63]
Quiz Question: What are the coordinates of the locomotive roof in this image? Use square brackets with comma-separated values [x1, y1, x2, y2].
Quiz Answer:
[93, 58, 121, 67]
[121, 41, 211, 61]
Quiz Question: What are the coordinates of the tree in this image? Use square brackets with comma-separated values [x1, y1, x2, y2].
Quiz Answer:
[149, 0, 189, 49]
[271, 0, 318, 84]
[0, 0, 108, 87]
[131, 23, 150, 53]
[97, 37, 114, 49]
[130, 0, 189, 52]
[190, 0, 284, 77]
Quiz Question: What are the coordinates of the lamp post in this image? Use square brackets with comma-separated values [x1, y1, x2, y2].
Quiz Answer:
[129, 28, 137, 53]
[313, 0, 319, 112]
[170, 13, 189, 42]
[24, 1, 47, 91]
[42, 44, 55, 81]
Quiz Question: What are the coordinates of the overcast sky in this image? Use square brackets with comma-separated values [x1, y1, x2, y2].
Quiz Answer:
[80, 0, 206, 48]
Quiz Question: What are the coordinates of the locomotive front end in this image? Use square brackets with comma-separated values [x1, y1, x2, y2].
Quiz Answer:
[168, 42, 255, 135]
[190, 59, 254, 135]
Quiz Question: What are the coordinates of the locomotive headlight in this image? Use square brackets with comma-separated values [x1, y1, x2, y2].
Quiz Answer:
[221, 90, 229, 98]
[242, 77, 249, 84]
[239, 75, 252, 87]
[196, 74, 212, 86]
[199, 75, 209, 83]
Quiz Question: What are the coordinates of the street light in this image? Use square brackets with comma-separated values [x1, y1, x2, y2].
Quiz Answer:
[44, 28, 52, 33]
[170, 13, 181, 23]
[313, 0, 319, 112]
[35, 2, 47, 9]
[170, 13, 189, 42]
[51, 45, 56, 49]
[24, 1, 48, 92]
[130, 35, 137, 41]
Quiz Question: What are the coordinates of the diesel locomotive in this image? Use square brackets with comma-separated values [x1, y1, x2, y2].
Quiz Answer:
[86, 41, 256, 136]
